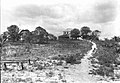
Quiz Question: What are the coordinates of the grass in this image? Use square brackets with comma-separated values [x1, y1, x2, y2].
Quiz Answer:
[1, 40, 92, 61]
[1, 39, 93, 83]
[89, 40, 120, 80]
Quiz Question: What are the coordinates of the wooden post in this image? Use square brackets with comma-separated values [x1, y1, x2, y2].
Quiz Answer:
[21, 62, 24, 70]
[3, 62, 7, 70]
[28, 59, 31, 65]
[18, 62, 24, 70]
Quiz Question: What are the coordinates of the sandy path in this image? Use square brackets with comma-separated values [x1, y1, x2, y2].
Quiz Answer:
[63, 41, 98, 83]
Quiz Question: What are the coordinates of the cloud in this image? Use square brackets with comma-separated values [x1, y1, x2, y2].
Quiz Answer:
[14, 4, 74, 19]
[12, 4, 76, 34]
[75, 0, 117, 24]
[1, 0, 119, 38]
[93, 1, 117, 23]
[13, 1, 117, 25]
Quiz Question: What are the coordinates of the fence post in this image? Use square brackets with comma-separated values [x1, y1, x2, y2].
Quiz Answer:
[21, 62, 24, 70]
[3, 62, 7, 70]
[28, 59, 31, 65]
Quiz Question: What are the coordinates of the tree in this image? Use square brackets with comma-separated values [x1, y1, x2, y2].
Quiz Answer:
[111, 36, 120, 42]
[7, 25, 20, 42]
[48, 34, 57, 40]
[91, 30, 101, 40]
[80, 26, 92, 39]
[0, 32, 9, 47]
[0, 35, 3, 48]
[35, 26, 48, 35]
[31, 26, 49, 44]
[2, 31, 9, 42]
[19, 29, 31, 43]
[70, 28, 80, 39]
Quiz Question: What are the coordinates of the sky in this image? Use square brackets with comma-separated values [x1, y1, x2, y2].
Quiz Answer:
[1, 0, 120, 39]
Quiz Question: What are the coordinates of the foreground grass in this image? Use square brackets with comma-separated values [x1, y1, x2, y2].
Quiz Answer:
[1, 40, 93, 83]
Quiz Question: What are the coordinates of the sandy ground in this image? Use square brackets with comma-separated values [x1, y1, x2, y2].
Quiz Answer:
[62, 41, 97, 83]
[1, 41, 120, 83]
[62, 41, 120, 83]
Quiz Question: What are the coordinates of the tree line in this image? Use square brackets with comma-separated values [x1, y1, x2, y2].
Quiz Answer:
[0, 25, 57, 45]
[59, 26, 101, 40]
[1, 24, 120, 46]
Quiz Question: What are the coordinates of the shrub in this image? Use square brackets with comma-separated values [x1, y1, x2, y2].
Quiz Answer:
[90, 41, 120, 80]
[51, 53, 84, 65]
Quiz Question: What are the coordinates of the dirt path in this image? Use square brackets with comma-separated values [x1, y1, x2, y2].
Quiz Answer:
[63, 41, 98, 83]
[63, 41, 120, 83]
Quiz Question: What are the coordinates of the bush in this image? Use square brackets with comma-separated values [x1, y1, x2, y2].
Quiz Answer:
[90, 41, 120, 80]
[51, 53, 84, 65]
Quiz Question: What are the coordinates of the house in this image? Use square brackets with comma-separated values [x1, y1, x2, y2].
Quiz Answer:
[63, 28, 72, 35]
[58, 28, 73, 40]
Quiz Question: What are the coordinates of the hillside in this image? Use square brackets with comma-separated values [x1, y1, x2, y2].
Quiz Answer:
[1, 39, 96, 83]
[1, 40, 92, 61]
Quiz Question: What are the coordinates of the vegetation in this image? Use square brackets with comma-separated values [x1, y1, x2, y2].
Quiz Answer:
[19, 29, 31, 43]
[0, 24, 102, 46]
[80, 26, 92, 39]
[7, 25, 20, 42]
[91, 30, 101, 41]
[1, 24, 120, 81]
[70, 28, 80, 39]
[0, 25, 57, 46]
[90, 38, 120, 80]
[1, 40, 92, 60]
[51, 53, 84, 64]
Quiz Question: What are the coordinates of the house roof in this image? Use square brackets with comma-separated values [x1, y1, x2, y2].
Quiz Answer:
[64, 28, 73, 32]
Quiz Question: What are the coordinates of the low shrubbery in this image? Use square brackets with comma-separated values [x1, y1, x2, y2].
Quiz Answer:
[90, 40, 120, 80]
[51, 53, 84, 65]
[1, 40, 92, 61]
